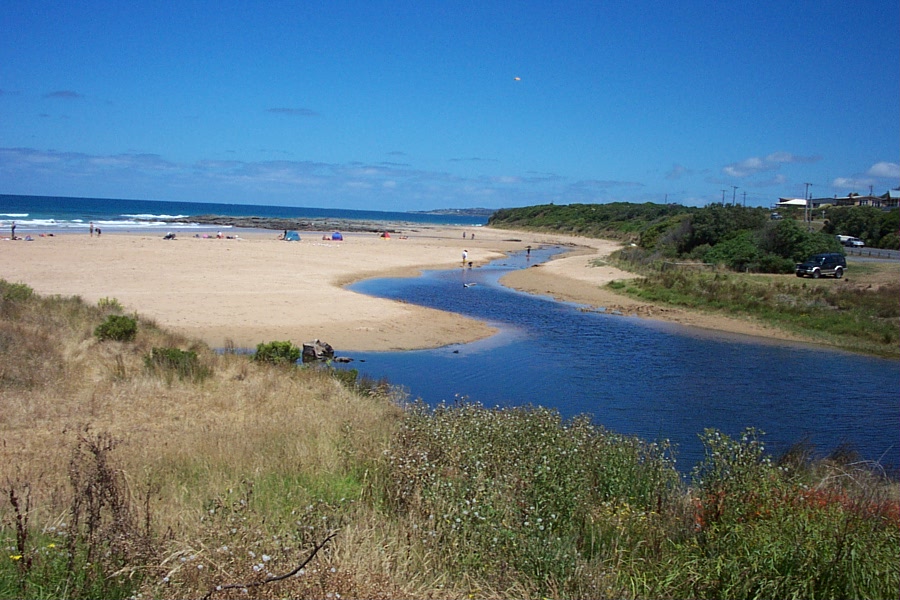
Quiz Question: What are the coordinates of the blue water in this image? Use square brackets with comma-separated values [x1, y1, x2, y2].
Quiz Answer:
[343, 246, 900, 475]
[0, 194, 489, 233]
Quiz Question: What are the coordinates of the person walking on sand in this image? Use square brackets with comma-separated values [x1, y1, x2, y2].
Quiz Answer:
[89, 222, 94, 237]
[462, 249, 468, 267]
[10, 222, 15, 240]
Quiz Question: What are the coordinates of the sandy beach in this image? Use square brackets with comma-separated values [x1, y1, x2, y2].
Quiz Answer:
[1, 226, 806, 352]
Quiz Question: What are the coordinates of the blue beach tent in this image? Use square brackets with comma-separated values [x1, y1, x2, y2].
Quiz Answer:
[331, 231, 343, 241]
[284, 230, 301, 242]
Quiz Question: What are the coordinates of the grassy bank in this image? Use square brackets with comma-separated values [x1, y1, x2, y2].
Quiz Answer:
[606, 254, 900, 358]
[1, 279, 898, 599]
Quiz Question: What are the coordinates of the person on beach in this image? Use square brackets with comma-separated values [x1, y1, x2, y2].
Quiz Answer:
[462, 249, 468, 266]
[89, 222, 94, 237]
[10, 222, 15, 239]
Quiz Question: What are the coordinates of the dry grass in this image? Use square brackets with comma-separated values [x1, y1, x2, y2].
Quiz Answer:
[0, 280, 544, 599]
[0, 282, 417, 598]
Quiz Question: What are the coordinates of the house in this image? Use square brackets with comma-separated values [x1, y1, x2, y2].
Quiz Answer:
[881, 189, 900, 208]
[776, 197, 828, 209]
[779, 190, 899, 210]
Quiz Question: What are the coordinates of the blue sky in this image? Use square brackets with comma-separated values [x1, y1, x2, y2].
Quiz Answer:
[1, 1, 898, 211]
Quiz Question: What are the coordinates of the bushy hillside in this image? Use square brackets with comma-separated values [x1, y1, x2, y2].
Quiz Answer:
[490, 202, 852, 273]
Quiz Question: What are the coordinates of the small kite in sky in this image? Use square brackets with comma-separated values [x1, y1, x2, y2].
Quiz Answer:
[514, 76, 521, 81]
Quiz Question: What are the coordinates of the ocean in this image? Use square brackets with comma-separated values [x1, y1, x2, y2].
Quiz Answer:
[0, 194, 490, 234]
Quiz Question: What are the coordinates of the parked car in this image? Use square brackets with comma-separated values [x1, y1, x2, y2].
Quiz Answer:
[836, 235, 865, 247]
[795, 253, 847, 279]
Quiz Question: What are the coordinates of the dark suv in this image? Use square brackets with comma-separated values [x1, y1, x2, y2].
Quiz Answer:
[795, 253, 846, 279]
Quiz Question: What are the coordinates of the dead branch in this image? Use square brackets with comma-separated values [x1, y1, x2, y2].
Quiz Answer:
[201, 530, 338, 600]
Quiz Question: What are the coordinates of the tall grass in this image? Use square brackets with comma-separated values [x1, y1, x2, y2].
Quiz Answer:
[1, 279, 898, 599]
[377, 400, 682, 597]
[607, 266, 900, 357]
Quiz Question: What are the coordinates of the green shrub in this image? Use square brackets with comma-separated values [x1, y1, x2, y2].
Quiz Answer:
[253, 340, 300, 365]
[144, 347, 210, 382]
[0, 281, 34, 303]
[704, 231, 763, 271]
[94, 315, 137, 342]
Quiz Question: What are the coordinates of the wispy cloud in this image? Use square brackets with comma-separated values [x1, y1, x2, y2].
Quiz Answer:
[44, 90, 83, 99]
[0, 147, 582, 209]
[265, 107, 319, 117]
[665, 164, 691, 180]
[448, 157, 500, 163]
[722, 152, 820, 178]
[832, 177, 870, 191]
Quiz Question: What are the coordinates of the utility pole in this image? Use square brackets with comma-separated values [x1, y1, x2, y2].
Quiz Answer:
[742, 191, 747, 206]
[804, 183, 813, 231]
[721, 189, 727, 204]
[732, 185, 738, 206]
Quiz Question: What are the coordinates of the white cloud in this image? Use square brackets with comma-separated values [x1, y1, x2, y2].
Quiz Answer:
[723, 157, 766, 178]
[867, 161, 900, 179]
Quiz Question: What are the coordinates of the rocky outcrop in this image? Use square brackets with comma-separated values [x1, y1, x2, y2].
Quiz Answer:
[169, 215, 405, 234]
[302, 339, 335, 363]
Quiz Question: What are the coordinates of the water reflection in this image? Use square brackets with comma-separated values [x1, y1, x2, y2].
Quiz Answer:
[344, 247, 900, 474]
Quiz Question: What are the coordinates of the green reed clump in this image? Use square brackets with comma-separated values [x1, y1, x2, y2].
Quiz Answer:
[380, 400, 681, 595]
[96, 297, 123, 312]
[144, 346, 212, 383]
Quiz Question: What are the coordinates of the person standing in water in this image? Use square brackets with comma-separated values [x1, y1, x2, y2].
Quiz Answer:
[462, 249, 468, 267]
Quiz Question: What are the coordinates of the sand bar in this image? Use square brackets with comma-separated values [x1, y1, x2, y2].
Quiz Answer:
[0, 227, 537, 351]
[1, 226, 807, 352]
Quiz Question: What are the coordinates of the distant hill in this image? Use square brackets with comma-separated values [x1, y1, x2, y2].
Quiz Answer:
[487, 202, 690, 240]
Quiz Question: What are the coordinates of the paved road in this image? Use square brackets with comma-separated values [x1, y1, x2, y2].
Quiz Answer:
[845, 247, 899, 261]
